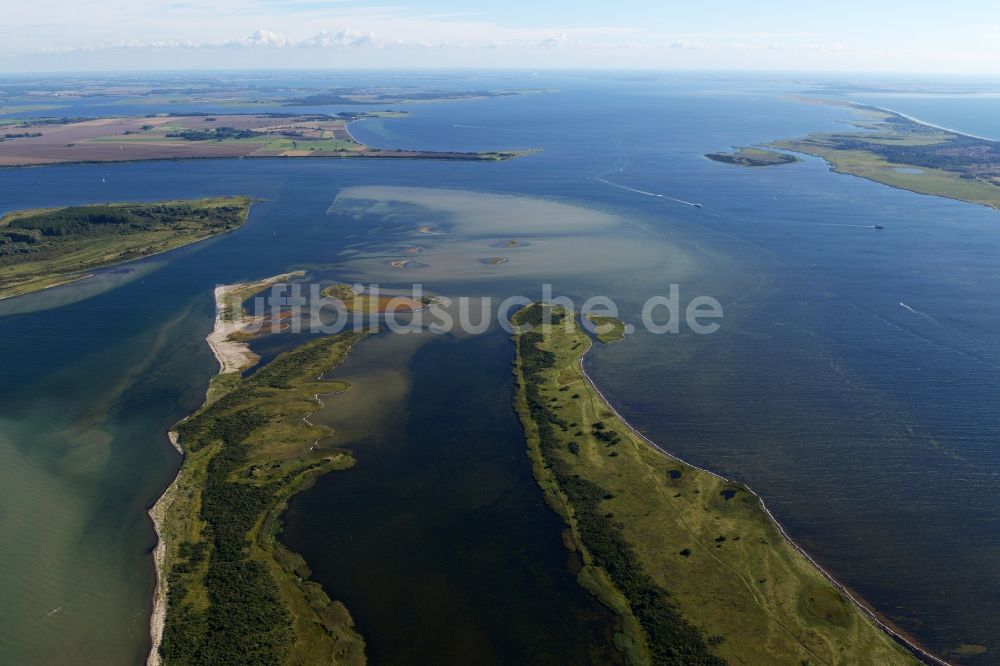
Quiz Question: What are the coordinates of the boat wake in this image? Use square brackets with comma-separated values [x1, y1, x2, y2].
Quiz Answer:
[899, 302, 939, 323]
[814, 223, 883, 229]
[594, 176, 702, 208]
[34, 606, 63, 621]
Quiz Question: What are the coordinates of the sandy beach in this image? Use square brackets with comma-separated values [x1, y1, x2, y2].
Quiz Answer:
[205, 271, 305, 374]
[146, 432, 180, 666]
[146, 270, 305, 665]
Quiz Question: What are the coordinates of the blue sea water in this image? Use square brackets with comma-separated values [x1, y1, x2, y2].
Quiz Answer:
[0, 73, 998, 664]
[848, 92, 1000, 140]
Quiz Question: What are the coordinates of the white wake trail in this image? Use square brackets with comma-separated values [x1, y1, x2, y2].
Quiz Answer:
[594, 177, 702, 208]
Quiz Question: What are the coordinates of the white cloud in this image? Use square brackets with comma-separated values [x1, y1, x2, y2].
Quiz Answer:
[235, 29, 292, 47]
[666, 40, 705, 50]
[538, 33, 569, 49]
[37, 28, 379, 54]
[4, 3, 999, 73]
[302, 29, 377, 48]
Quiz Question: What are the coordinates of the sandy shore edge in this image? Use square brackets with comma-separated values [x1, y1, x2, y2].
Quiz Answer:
[146, 431, 181, 666]
[146, 270, 305, 666]
[577, 336, 949, 666]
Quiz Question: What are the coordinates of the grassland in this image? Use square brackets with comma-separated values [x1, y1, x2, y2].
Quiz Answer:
[705, 148, 799, 167]
[585, 314, 627, 343]
[155, 328, 372, 666]
[774, 104, 1000, 210]
[512, 303, 923, 666]
[0, 196, 253, 299]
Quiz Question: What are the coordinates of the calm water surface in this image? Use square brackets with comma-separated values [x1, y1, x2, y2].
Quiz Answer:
[1, 75, 999, 664]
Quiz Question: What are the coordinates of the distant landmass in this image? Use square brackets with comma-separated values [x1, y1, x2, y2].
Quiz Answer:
[0, 196, 252, 299]
[775, 101, 1000, 210]
[0, 112, 527, 167]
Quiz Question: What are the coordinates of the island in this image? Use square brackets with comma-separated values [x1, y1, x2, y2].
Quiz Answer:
[151, 273, 371, 666]
[0, 112, 530, 167]
[319, 282, 428, 313]
[705, 147, 799, 167]
[0, 196, 253, 299]
[511, 303, 923, 665]
[774, 102, 1000, 209]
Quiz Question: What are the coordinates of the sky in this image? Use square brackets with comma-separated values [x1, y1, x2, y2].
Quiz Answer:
[3, 0, 1000, 73]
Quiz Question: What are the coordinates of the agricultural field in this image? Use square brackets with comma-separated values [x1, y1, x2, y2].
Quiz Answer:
[0, 112, 522, 166]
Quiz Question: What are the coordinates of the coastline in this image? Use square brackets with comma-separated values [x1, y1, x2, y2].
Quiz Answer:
[146, 283, 948, 664]
[0, 272, 93, 303]
[0, 150, 522, 170]
[204, 270, 305, 373]
[511, 306, 927, 663]
[577, 336, 949, 666]
[775, 100, 1000, 213]
[0, 197, 256, 302]
[146, 431, 181, 666]
[145, 269, 303, 666]
[860, 102, 998, 143]
[342, 117, 366, 146]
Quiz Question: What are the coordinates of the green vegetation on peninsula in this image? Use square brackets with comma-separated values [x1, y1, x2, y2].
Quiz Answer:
[511, 303, 920, 666]
[705, 148, 799, 167]
[775, 103, 1000, 209]
[0, 196, 252, 299]
[585, 313, 627, 343]
[155, 321, 371, 665]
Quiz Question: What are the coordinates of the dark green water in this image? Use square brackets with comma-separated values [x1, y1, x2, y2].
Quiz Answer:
[2, 73, 1000, 664]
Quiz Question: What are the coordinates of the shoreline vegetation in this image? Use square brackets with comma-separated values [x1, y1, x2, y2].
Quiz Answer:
[775, 101, 1000, 210]
[318, 282, 429, 314]
[0, 196, 254, 300]
[0, 112, 533, 167]
[585, 313, 627, 343]
[148, 272, 371, 666]
[511, 303, 925, 665]
[705, 148, 799, 168]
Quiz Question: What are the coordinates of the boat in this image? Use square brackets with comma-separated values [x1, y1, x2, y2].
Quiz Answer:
[874, 224, 885, 230]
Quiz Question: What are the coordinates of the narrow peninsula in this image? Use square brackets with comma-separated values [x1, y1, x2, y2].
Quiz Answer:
[511, 303, 923, 665]
[0, 196, 253, 299]
[0, 113, 528, 167]
[150, 273, 371, 666]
